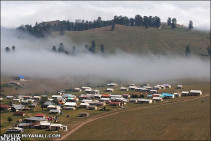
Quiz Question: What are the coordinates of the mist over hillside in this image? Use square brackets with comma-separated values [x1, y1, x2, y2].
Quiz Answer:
[1, 27, 210, 84]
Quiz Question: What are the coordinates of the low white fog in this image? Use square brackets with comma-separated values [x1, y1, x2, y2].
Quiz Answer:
[1, 27, 210, 83]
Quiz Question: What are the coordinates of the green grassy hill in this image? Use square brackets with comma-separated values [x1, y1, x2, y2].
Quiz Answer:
[67, 92, 210, 140]
[52, 24, 210, 56]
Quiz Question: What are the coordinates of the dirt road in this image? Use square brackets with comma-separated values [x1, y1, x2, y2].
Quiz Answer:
[55, 94, 210, 141]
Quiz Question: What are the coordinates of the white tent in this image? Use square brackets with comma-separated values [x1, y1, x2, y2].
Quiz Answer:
[64, 102, 77, 107]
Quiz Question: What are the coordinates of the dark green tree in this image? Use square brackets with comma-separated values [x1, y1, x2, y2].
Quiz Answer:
[148, 16, 153, 27]
[167, 17, 171, 26]
[171, 18, 177, 29]
[5, 47, 10, 52]
[12, 45, 15, 51]
[185, 45, 191, 57]
[155, 16, 161, 28]
[135, 14, 143, 26]
[100, 44, 104, 53]
[111, 22, 115, 31]
[64, 50, 69, 55]
[52, 46, 56, 52]
[90, 40, 96, 53]
[188, 20, 193, 30]
[59, 22, 65, 36]
[58, 43, 65, 53]
[96, 17, 102, 28]
[129, 18, 135, 26]
[143, 16, 149, 29]
[8, 117, 12, 123]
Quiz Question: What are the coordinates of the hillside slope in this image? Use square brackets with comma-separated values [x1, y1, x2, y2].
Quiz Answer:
[67, 93, 210, 140]
[52, 24, 210, 56]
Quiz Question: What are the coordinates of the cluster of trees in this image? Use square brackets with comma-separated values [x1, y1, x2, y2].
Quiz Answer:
[52, 43, 71, 55]
[17, 15, 162, 37]
[17, 22, 51, 38]
[167, 17, 193, 30]
[167, 17, 177, 29]
[185, 45, 210, 57]
[84, 40, 104, 54]
[5, 45, 16, 52]
[113, 15, 161, 29]
[52, 40, 105, 55]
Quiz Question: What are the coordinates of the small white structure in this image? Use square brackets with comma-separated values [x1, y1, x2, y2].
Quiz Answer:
[160, 85, 166, 89]
[86, 94, 95, 99]
[153, 85, 161, 90]
[49, 109, 61, 114]
[79, 103, 90, 108]
[110, 95, 123, 98]
[106, 88, 114, 92]
[128, 84, 136, 87]
[64, 102, 77, 107]
[182, 91, 189, 96]
[137, 99, 152, 104]
[152, 97, 163, 102]
[176, 85, 183, 89]
[47, 105, 61, 110]
[82, 99, 93, 103]
[79, 94, 91, 100]
[138, 88, 150, 92]
[63, 94, 76, 99]
[94, 94, 101, 99]
[189, 90, 202, 96]
[81, 87, 92, 91]
[134, 87, 143, 92]
[93, 89, 100, 94]
[163, 84, 171, 88]
[52, 95, 62, 99]
[32, 96, 41, 100]
[128, 86, 137, 90]
[13, 98, 21, 103]
[129, 99, 138, 103]
[99, 98, 111, 103]
[143, 86, 153, 90]
[111, 97, 127, 102]
[107, 83, 118, 87]
[39, 121, 51, 129]
[150, 90, 158, 94]
[49, 124, 67, 131]
[120, 87, 129, 91]
[173, 93, 181, 98]
[7, 127, 24, 133]
[84, 88, 93, 93]
[6, 96, 14, 99]
[73, 88, 82, 92]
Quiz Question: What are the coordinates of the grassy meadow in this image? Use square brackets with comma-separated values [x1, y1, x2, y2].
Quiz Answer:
[67, 92, 210, 140]
[52, 24, 210, 56]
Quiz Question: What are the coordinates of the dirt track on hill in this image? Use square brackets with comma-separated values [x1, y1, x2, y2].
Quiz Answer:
[55, 94, 210, 141]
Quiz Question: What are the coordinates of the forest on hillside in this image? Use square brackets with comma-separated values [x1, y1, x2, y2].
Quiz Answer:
[16, 14, 184, 38]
